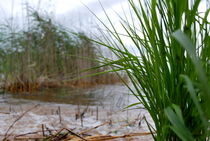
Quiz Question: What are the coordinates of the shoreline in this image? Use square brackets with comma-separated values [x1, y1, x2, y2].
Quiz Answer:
[0, 95, 153, 141]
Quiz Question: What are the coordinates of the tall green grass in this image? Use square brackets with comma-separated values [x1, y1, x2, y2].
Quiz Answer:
[91, 0, 210, 140]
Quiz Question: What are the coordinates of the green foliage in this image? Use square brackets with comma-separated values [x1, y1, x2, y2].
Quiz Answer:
[91, 0, 210, 140]
[0, 10, 98, 84]
[165, 104, 194, 141]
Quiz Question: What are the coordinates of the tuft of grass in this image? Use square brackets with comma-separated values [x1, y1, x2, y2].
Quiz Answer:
[90, 0, 210, 140]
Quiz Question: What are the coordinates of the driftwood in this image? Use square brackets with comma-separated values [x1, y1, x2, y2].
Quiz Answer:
[67, 132, 151, 141]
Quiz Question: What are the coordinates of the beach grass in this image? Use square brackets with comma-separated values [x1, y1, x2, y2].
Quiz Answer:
[90, 0, 210, 140]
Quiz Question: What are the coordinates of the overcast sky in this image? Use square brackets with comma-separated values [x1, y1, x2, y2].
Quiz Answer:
[0, 0, 208, 49]
[0, 0, 125, 15]
[0, 0, 208, 28]
[0, 0, 128, 31]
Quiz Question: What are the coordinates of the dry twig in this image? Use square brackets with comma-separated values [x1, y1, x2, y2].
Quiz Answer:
[47, 128, 87, 141]
[79, 121, 110, 135]
[69, 132, 152, 141]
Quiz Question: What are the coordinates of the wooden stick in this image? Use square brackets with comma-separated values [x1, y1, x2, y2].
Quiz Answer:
[70, 132, 152, 141]
[79, 121, 110, 135]
[80, 114, 83, 127]
[0, 112, 10, 114]
[14, 136, 45, 140]
[42, 124, 45, 137]
[58, 106, 62, 123]
[14, 129, 57, 139]
[96, 106, 98, 120]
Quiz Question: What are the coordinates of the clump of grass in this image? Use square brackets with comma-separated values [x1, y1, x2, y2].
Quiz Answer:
[91, 0, 210, 140]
